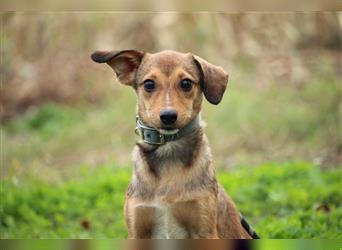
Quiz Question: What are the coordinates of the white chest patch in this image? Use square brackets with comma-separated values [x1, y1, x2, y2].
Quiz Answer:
[151, 206, 188, 239]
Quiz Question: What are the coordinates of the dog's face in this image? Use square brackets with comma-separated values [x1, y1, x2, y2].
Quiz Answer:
[91, 50, 228, 130]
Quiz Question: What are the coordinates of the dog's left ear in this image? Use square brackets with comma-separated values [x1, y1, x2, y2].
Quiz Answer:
[192, 55, 228, 105]
[91, 49, 145, 86]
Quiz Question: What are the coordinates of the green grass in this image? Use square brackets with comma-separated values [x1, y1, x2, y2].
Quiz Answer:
[1, 162, 341, 238]
[1, 166, 131, 238]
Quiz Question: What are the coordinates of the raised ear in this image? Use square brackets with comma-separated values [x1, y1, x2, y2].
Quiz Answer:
[91, 49, 145, 86]
[192, 55, 229, 105]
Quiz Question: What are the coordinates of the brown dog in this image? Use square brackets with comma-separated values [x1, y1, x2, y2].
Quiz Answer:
[91, 50, 256, 239]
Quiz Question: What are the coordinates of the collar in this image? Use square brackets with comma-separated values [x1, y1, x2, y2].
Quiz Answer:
[135, 115, 201, 145]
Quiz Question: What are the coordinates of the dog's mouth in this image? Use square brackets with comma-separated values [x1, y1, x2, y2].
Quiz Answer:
[158, 127, 179, 135]
[158, 124, 179, 135]
[159, 123, 179, 130]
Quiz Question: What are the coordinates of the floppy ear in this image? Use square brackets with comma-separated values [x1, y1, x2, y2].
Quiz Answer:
[91, 49, 145, 86]
[192, 55, 229, 105]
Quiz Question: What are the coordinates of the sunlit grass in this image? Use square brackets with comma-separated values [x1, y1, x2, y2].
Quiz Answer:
[1, 163, 340, 238]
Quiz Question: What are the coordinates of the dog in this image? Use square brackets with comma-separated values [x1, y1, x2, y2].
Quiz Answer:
[91, 49, 258, 239]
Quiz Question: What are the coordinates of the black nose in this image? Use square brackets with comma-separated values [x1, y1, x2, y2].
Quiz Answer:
[160, 108, 178, 125]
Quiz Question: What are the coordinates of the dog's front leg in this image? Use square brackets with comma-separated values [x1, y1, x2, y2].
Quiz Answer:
[125, 199, 156, 239]
[132, 206, 156, 238]
[191, 197, 218, 239]
[173, 196, 219, 239]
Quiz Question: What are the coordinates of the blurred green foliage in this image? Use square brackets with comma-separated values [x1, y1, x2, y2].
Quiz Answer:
[5, 103, 83, 138]
[1, 162, 340, 238]
[3, 69, 340, 179]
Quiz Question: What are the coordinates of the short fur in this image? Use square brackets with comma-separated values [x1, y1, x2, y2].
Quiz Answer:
[91, 49, 251, 239]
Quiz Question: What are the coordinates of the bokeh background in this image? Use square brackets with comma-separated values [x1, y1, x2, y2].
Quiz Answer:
[1, 12, 341, 238]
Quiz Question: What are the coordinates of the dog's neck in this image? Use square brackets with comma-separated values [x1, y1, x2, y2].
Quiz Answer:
[135, 115, 201, 145]
[136, 121, 204, 176]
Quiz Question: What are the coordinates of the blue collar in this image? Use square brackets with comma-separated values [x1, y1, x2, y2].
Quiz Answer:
[135, 116, 201, 145]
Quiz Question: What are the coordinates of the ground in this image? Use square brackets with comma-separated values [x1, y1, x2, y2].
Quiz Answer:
[1, 162, 341, 238]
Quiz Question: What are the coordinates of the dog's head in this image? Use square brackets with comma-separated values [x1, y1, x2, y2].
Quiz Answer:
[91, 50, 228, 130]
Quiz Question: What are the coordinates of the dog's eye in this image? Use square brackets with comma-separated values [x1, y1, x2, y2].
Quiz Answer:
[143, 80, 155, 92]
[180, 79, 192, 92]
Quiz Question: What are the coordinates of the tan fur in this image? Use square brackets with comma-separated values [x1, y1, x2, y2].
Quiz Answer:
[91, 49, 251, 239]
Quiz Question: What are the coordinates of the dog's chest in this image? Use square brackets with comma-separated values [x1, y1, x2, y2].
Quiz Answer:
[134, 203, 189, 239]
[152, 205, 188, 239]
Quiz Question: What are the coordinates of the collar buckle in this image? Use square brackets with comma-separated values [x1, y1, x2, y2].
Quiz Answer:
[135, 125, 166, 145]
[159, 134, 166, 144]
